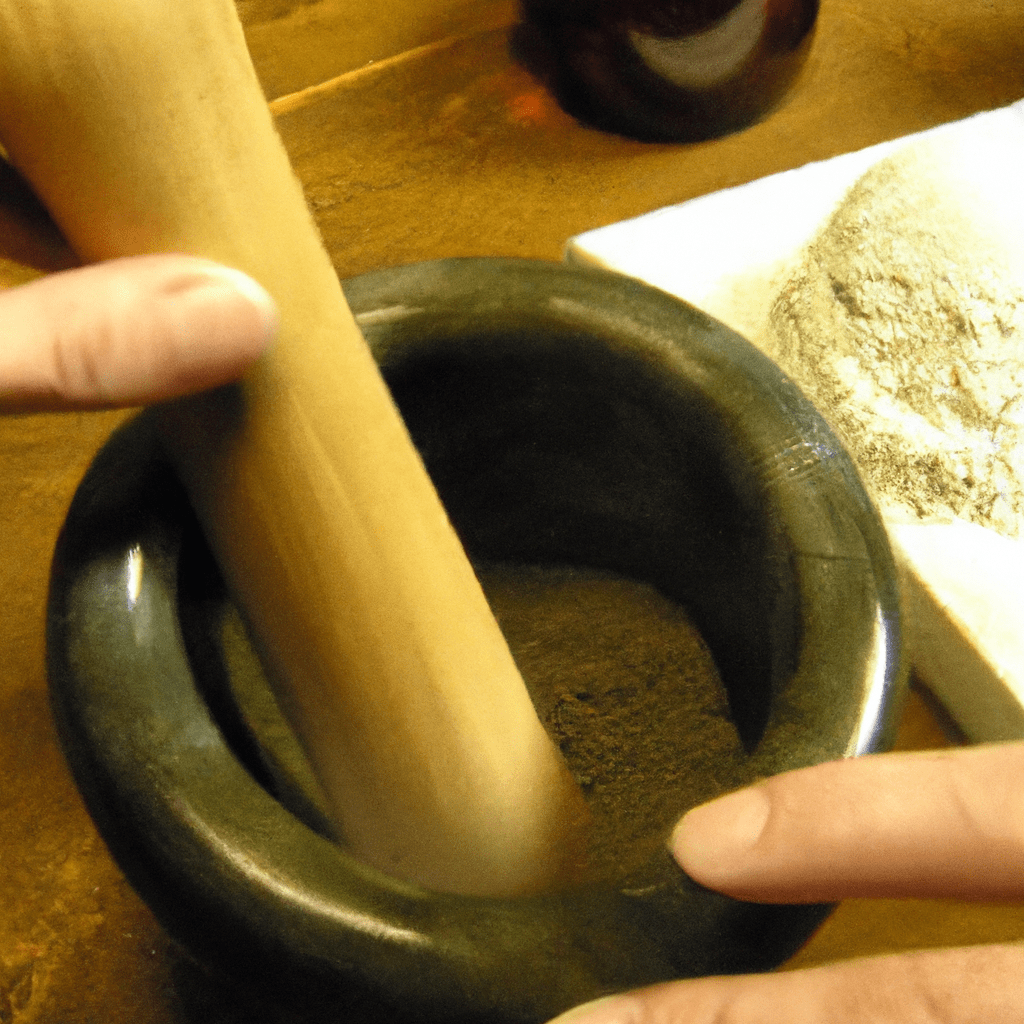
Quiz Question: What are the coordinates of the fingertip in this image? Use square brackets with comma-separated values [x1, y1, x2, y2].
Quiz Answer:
[174, 261, 280, 360]
[671, 785, 771, 887]
[88, 255, 282, 404]
[148, 257, 279, 391]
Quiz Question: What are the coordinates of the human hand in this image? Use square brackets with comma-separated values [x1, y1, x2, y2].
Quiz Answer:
[550, 742, 1024, 1023]
[0, 254, 277, 412]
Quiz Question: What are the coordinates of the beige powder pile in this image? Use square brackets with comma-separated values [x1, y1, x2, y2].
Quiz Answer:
[769, 128, 1024, 535]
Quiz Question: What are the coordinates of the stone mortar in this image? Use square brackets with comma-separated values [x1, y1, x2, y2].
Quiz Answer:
[47, 258, 906, 1023]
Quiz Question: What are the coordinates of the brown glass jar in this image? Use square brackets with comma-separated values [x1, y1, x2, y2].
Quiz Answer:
[517, 0, 818, 142]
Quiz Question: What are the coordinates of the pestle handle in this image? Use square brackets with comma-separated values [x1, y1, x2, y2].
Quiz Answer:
[0, 0, 587, 896]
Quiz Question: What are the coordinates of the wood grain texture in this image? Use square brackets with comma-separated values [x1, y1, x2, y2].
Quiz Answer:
[238, 0, 519, 100]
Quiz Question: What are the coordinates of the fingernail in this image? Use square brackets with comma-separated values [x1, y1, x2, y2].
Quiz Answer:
[671, 786, 770, 883]
[547, 995, 631, 1024]
[187, 265, 280, 349]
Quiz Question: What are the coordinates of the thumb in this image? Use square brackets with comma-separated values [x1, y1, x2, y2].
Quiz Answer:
[672, 741, 1024, 903]
[547, 944, 1024, 1024]
[0, 254, 277, 411]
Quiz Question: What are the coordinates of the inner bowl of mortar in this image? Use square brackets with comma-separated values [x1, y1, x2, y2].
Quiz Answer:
[47, 257, 905, 1024]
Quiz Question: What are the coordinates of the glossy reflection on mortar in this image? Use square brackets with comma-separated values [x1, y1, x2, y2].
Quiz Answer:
[47, 258, 906, 1024]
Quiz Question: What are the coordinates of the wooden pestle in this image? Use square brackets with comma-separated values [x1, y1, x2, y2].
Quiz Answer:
[0, 0, 587, 896]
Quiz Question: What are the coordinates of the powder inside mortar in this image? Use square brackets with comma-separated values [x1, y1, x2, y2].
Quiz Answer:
[476, 562, 748, 883]
[216, 560, 748, 887]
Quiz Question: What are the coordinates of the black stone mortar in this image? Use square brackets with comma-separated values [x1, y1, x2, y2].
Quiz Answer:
[47, 258, 907, 1024]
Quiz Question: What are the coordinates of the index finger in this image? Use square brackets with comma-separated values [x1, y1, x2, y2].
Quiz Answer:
[0, 256, 276, 411]
[673, 742, 1024, 902]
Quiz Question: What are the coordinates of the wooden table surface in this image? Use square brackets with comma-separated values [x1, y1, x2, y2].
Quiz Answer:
[3, 1, 1024, 1019]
